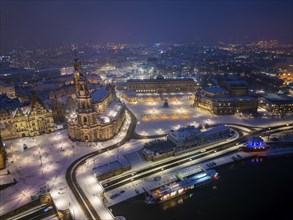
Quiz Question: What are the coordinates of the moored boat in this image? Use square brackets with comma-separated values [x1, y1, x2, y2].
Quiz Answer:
[145, 169, 219, 204]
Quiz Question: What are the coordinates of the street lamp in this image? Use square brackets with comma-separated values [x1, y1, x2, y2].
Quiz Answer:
[38, 148, 42, 166]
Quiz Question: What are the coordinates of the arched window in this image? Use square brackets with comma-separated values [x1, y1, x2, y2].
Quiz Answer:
[83, 117, 87, 123]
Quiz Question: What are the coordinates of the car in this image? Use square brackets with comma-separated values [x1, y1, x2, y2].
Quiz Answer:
[153, 176, 161, 181]
[31, 194, 41, 201]
[110, 192, 120, 199]
[271, 137, 278, 141]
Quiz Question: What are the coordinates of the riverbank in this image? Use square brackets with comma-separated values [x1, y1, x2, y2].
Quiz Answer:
[105, 145, 293, 207]
[111, 155, 293, 220]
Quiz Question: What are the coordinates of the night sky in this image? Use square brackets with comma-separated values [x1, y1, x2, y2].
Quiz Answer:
[0, 0, 292, 49]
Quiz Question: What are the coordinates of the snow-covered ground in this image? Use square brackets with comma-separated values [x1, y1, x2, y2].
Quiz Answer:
[1, 97, 292, 218]
[73, 131, 240, 207]
[103, 144, 293, 207]
[104, 145, 251, 207]
[0, 116, 131, 218]
[125, 99, 293, 136]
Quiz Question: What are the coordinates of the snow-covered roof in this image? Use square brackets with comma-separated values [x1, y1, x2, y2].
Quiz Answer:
[128, 77, 194, 83]
[262, 93, 293, 103]
[124, 91, 137, 97]
[202, 125, 230, 137]
[0, 94, 21, 110]
[20, 105, 31, 115]
[224, 80, 248, 87]
[103, 100, 124, 121]
[143, 140, 173, 154]
[91, 87, 110, 103]
[124, 91, 194, 98]
[203, 86, 228, 94]
[168, 124, 230, 145]
[92, 156, 130, 176]
[206, 96, 256, 102]
[168, 125, 200, 142]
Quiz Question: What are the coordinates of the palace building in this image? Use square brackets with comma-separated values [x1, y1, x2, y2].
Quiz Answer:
[68, 56, 125, 142]
[193, 80, 258, 115]
[260, 93, 293, 117]
[123, 75, 195, 102]
[0, 92, 55, 140]
[126, 75, 195, 93]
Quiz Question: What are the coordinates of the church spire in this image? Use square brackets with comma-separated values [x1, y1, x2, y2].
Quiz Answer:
[72, 45, 81, 72]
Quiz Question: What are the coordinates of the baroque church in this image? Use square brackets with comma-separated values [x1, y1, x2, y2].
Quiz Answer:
[68, 55, 125, 142]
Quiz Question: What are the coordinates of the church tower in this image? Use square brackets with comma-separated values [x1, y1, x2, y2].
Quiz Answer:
[71, 53, 97, 141]
[73, 49, 81, 92]
[68, 50, 126, 142]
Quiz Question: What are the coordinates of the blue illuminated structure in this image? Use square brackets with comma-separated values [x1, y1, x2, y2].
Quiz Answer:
[246, 136, 265, 150]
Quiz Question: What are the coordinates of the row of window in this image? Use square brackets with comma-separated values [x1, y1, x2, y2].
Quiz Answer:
[129, 84, 193, 89]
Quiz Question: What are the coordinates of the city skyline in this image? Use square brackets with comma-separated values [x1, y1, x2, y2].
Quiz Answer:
[1, 1, 292, 50]
[0, 1, 292, 220]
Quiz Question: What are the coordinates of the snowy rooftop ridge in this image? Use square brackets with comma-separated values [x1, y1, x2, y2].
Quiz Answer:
[224, 80, 248, 87]
[202, 125, 229, 137]
[104, 100, 124, 120]
[262, 93, 293, 103]
[203, 86, 228, 94]
[91, 87, 110, 103]
[169, 125, 200, 141]
[206, 96, 256, 102]
[168, 124, 230, 143]
[92, 155, 130, 176]
[97, 99, 124, 124]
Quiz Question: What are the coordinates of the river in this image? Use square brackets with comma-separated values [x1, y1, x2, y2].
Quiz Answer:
[111, 156, 293, 220]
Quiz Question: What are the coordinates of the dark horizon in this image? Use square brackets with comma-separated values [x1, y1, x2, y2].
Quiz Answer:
[1, 1, 292, 50]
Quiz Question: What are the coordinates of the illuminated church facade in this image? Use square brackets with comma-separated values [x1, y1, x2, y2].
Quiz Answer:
[68, 56, 125, 142]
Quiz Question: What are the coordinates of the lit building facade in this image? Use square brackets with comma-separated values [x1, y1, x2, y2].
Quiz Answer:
[194, 80, 258, 115]
[123, 75, 195, 102]
[50, 96, 77, 123]
[0, 93, 55, 140]
[277, 72, 293, 84]
[260, 93, 293, 117]
[0, 135, 6, 170]
[126, 75, 195, 93]
[68, 57, 125, 142]
[245, 136, 265, 151]
[142, 125, 231, 161]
